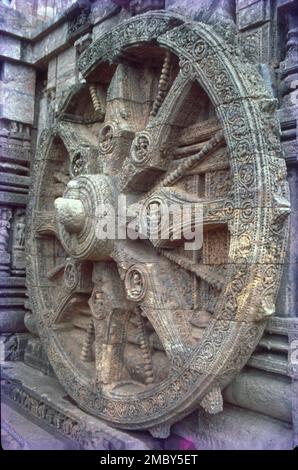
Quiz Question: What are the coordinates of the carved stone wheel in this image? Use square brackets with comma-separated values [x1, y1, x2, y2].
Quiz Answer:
[26, 12, 290, 435]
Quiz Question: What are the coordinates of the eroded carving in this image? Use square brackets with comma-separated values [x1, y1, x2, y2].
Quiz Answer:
[26, 12, 289, 433]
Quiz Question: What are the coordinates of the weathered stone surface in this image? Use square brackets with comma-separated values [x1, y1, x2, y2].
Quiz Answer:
[56, 47, 78, 95]
[0, 310, 26, 333]
[1, 362, 156, 450]
[24, 336, 54, 376]
[24, 10, 290, 436]
[92, 8, 131, 40]
[223, 368, 292, 423]
[173, 405, 294, 450]
[166, 0, 235, 23]
[35, 0, 78, 22]
[0, 333, 31, 361]
[1, 401, 76, 450]
[236, 0, 271, 30]
[165, 0, 215, 19]
[0, 191, 28, 206]
[91, 0, 120, 25]
[0, 34, 21, 60]
[238, 22, 272, 63]
[0, 0, 296, 450]
[24, 311, 39, 336]
[47, 57, 58, 90]
[25, 22, 69, 64]
[0, 3, 32, 38]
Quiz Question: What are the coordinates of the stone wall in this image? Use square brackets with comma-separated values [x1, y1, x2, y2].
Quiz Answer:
[0, 0, 297, 449]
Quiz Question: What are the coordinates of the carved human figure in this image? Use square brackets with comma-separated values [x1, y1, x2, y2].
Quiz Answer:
[132, 272, 142, 292]
[65, 264, 75, 283]
[71, 153, 86, 177]
[10, 121, 18, 133]
[100, 125, 114, 152]
[146, 201, 161, 238]
[94, 290, 104, 308]
[37, 403, 46, 419]
[134, 134, 149, 162]
[0, 208, 12, 252]
[130, 270, 143, 297]
[15, 211, 26, 247]
[64, 261, 78, 290]
[26, 11, 290, 434]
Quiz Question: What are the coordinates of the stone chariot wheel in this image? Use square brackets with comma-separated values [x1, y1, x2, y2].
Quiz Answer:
[26, 12, 290, 436]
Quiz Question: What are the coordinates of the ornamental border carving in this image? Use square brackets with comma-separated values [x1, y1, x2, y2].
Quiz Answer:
[26, 11, 290, 430]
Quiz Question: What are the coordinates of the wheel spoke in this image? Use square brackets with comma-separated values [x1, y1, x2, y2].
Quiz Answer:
[176, 118, 221, 151]
[113, 244, 194, 363]
[146, 70, 190, 130]
[105, 63, 158, 130]
[56, 121, 98, 177]
[118, 71, 191, 192]
[171, 146, 228, 174]
[46, 262, 65, 280]
[47, 261, 92, 326]
[93, 309, 131, 386]
[140, 305, 192, 362]
[159, 249, 224, 290]
[135, 187, 231, 249]
[157, 130, 225, 188]
[46, 288, 86, 327]
[80, 317, 95, 362]
[88, 261, 132, 386]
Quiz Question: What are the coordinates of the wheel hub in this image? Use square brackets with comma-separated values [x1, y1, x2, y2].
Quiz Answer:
[54, 174, 117, 260]
[26, 12, 289, 434]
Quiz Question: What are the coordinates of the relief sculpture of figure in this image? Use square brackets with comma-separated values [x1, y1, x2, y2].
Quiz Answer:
[15, 211, 26, 248]
[0, 208, 12, 253]
[23, 5, 290, 443]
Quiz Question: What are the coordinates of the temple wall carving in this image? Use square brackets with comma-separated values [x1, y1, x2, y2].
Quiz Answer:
[0, 0, 297, 449]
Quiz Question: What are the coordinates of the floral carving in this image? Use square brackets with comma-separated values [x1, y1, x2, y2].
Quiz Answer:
[26, 12, 289, 432]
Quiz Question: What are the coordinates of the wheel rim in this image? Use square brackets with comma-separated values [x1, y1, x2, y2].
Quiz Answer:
[26, 12, 290, 432]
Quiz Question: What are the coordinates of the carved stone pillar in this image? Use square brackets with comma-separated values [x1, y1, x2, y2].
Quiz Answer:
[0, 46, 36, 361]
[277, 1, 298, 319]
